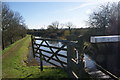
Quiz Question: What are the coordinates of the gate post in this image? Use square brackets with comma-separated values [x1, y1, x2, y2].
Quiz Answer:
[31, 35, 35, 58]
[39, 50, 43, 71]
[66, 36, 75, 78]
[77, 35, 85, 78]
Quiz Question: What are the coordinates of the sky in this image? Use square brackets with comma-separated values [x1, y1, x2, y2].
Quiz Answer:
[4, 0, 120, 29]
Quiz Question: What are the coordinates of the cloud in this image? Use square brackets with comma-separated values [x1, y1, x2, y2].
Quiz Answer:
[68, 3, 95, 12]
[67, 0, 120, 12]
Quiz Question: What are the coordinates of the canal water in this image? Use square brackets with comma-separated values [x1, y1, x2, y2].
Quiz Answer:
[34, 39, 96, 69]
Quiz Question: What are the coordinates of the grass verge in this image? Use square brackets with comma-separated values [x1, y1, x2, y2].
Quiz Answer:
[2, 35, 68, 79]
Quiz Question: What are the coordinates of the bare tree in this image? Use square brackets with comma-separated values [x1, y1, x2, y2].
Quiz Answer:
[2, 3, 27, 49]
[47, 21, 59, 30]
[88, 2, 120, 35]
[66, 22, 74, 34]
[51, 21, 59, 29]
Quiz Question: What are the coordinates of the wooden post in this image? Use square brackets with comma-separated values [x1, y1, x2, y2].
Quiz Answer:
[67, 36, 75, 78]
[2, 36, 4, 50]
[77, 36, 85, 78]
[39, 50, 43, 71]
[31, 35, 35, 58]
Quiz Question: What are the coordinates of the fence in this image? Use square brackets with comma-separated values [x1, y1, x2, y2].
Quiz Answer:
[31, 35, 87, 79]
[31, 35, 120, 79]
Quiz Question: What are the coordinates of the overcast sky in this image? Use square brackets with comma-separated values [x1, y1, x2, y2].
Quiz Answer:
[4, 0, 120, 29]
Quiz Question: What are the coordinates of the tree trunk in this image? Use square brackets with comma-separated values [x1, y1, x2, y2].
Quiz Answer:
[10, 37, 13, 44]
[2, 37, 4, 50]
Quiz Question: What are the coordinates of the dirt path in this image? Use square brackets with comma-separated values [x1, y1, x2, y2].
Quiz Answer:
[2, 43, 20, 59]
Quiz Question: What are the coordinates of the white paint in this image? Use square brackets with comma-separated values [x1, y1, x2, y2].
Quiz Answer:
[91, 35, 120, 43]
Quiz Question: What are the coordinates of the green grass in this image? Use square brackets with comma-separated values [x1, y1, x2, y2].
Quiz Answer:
[2, 37, 26, 55]
[2, 35, 68, 79]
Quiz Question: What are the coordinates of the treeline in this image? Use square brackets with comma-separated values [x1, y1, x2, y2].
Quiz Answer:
[27, 21, 89, 39]
[27, 29, 65, 38]
[2, 3, 27, 50]
[27, 28, 89, 39]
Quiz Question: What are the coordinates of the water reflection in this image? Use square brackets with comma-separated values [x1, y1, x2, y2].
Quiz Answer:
[84, 54, 96, 69]
[48, 41, 59, 46]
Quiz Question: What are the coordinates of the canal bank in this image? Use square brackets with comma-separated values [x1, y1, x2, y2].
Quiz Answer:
[2, 35, 68, 79]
